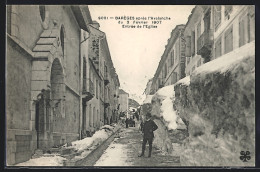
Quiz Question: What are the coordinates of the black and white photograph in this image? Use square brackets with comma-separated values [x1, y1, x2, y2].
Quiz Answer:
[6, 5, 255, 167]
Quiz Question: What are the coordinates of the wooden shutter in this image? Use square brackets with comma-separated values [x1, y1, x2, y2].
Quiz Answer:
[239, 19, 245, 47]
[191, 31, 195, 56]
[185, 36, 191, 57]
[225, 26, 233, 54]
[215, 37, 222, 58]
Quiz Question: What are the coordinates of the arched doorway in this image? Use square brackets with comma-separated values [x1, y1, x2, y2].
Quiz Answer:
[50, 58, 65, 135]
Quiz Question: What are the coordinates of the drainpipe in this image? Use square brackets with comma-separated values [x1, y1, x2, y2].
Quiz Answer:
[79, 30, 90, 140]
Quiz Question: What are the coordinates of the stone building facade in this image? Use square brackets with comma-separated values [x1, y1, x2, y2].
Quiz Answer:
[211, 5, 255, 60]
[150, 25, 185, 94]
[118, 89, 129, 118]
[6, 5, 120, 165]
[80, 20, 120, 137]
[184, 5, 212, 76]
[184, 5, 255, 76]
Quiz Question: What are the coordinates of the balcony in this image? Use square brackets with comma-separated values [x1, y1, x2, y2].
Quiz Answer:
[82, 79, 94, 102]
[104, 73, 110, 86]
[197, 30, 213, 58]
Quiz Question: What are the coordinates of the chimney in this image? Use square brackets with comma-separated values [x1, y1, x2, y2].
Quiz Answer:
[91, 20, 100, 30]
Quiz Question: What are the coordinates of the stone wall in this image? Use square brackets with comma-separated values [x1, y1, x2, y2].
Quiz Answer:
[174, 55, 255, 166]
[6, 37, 34, 165]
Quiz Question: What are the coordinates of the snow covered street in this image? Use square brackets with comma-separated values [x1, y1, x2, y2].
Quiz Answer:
[93, 124, 181, 166]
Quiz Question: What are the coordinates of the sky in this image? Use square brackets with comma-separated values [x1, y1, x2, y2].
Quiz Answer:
[88, 5, 195, 104]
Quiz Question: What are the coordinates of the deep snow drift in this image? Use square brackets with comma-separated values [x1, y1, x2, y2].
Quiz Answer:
[174, 42, 255, 166]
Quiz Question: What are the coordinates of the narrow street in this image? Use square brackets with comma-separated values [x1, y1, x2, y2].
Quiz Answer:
[94, 123, 181, 166]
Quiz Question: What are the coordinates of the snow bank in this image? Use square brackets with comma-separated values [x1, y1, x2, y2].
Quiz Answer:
[152, 85, 179, 130]
[143, 95, 153, 104]
[175, 75, 190, 86]
[71, 127, 114, 152]
[15, 156, 66, 166]
[174, 52, 255, 166]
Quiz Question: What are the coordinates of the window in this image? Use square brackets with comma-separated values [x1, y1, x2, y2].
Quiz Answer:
[224, 26, 233, 54]
[214, 6, 221, 30]
[89, 104, 92, 127]
[99, 81, 102, 99]
[197, 59, 201, 67]
[93, 107, 96, 127]
[7, 6, 11, 34]
[248, 6, 255, 42]
[39, 5, 46, 22]
[191, 31, 195, 56]
[215, 37, 222, 58]
[239, 17, 246, 47]
[172, 72, 177, 84]
[96, 79, 98, 98]
[83, 57, 87, 91]
[192, 66, 195, 72]
[164, 64, 167, 78]
[197, 21, 201, 39]
[225, 5, 233, 19]
[171, 51, 174, 66]
[187, 57, 190, 64]
[60, 25, 65, 57]
[185, 36, 191, 57]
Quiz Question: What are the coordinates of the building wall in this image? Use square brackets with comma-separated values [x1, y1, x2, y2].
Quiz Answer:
[184, 6, 206, 76]
[150, 25, 185, 93]
[119, 93, 129, 117]
[6, 5, 82, 165]
[212, 5, 255, 60]
[6, 38, 34, 165]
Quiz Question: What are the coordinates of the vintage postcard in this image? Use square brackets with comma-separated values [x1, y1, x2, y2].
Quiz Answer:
[6, 5, 255, 167]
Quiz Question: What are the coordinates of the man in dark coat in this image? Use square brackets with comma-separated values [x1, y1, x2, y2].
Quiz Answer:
[125, 118, 129, 128]
[138, 112, 158, 157]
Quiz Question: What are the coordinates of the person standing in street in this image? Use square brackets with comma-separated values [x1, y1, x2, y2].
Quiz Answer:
[138, 112, 158, 158]
[125, 118, 129, 128]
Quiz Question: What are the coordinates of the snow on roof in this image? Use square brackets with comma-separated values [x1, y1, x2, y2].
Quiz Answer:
[15, 156, 66, 166]
[175, 75, 190, 86]
[193, 41, 255, 75]
[143, 95, 153, 104]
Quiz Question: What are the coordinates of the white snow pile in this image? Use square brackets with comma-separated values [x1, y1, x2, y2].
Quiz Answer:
[143, 95, 153, 104]
[153, 85, 178, 130]
[175, 75, 190, 86]
[194, 40, 255, 75]
[15, 156, 66, 166]
[70, 126, 115, 152]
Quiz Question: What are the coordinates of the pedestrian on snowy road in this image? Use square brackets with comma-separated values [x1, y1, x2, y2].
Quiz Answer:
[125, 118, 129, 128]
[138, 112, 158, 158]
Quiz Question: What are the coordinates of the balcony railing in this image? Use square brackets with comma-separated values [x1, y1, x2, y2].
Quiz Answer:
[197, 29, 213, 58]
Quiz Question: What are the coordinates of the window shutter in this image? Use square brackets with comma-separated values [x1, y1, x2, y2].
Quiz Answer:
[215, 37, 222, 58]
[185, 36, 191, 57]
[239, 19, 245, 47]
[225, 26, 233, 54]
[191, 31, 195, 56]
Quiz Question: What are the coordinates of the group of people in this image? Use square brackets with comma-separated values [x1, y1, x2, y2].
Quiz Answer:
[125, 117, 135, 128]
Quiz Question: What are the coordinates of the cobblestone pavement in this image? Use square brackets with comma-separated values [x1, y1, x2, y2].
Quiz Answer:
[95, 125, 181, 167]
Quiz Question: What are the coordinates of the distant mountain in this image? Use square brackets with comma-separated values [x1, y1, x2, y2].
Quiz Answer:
[128, 98, 140, 108]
